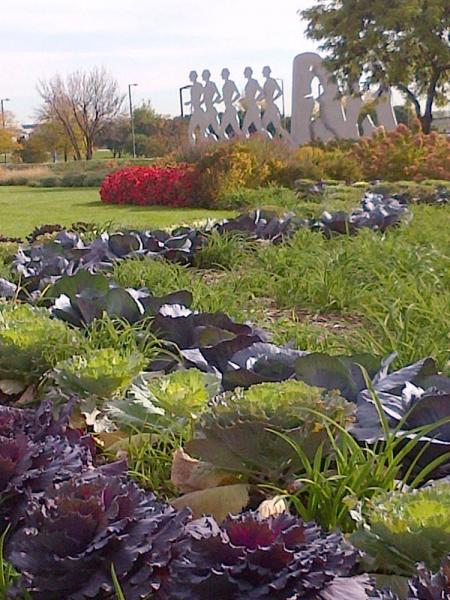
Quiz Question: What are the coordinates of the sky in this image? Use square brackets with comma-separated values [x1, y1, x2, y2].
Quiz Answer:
[0, 0, 318, 124]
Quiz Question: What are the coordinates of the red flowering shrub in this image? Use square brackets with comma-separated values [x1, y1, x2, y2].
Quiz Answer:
[100, 164, 198, 207]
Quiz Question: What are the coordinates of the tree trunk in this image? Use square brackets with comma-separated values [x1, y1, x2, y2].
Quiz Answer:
[420, 113, 433, 134]
[85, 140, 94, 160]
[420, 70, 440, 134]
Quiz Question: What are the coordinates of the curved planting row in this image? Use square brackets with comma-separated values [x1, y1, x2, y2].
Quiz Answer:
[0, 191, 411, 296]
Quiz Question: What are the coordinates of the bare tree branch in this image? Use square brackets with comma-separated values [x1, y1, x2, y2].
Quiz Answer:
[37, 68, 125, 160]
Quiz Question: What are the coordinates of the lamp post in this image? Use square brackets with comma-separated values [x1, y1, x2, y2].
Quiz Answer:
[179, 85, 192, 118]
[1, 98, 10, 164]
[128, 84, 138, 159]
[275, 79, 285, 118]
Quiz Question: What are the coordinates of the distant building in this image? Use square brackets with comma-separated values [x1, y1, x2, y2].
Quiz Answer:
[433, 110, 450, 134]
[19, 123, 38, 139]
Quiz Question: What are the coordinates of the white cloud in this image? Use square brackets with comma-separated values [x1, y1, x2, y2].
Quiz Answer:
[0, 0, 318, 122]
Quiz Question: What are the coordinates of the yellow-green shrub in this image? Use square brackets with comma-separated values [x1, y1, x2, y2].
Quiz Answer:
[192, 142, 260, 207]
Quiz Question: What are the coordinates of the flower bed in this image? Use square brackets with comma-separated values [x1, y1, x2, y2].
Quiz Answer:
[100, 164, 197, 207]
[1, 179, 449, 599]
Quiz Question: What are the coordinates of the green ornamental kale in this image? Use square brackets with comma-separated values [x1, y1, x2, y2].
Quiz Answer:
[0, 304, 81, 385]
[351, 483, 450, 576]
[186, 380, 353, 484]
[54, 347, 145, 399]
[107, 369, 221, 434]
[148, 368, 221, 421]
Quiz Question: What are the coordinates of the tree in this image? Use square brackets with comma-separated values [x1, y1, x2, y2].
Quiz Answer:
[19, 132, 49, 163]
[300, 0, 450, 133]
[20, 120, 82, 163]
[394, 103, 418, 128]
[0, 129, 19, 155]
[38, 67, 125, 159]
[0, 109, 21, 163]
[132, 101, 161, 137]
[127, 102, 188, 157]
[96, 116, 130, 158]
[1, 109, 18, 131]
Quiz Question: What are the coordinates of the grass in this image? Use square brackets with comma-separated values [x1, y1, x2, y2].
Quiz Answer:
[0, 186, 232, 238]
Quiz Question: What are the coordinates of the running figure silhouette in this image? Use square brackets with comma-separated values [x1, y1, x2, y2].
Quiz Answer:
[186, 70, 206, 145]
[241, 66, 267, 137]
[260, 66, 290, 140]
[202, 69, 224, 140]
[220, 68, 242, 138]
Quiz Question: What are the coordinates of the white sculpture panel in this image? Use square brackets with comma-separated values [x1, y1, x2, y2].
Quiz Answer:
[186, 71, 207, 145]
[291, 52, 397, 145]
[202, 69, 224, 141]
[185, 53, 398, 146]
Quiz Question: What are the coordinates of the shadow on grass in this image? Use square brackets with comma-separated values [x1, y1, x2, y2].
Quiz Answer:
[16, 186, 99, 194]
[72, 200, 195, 213]
[72, 200, 105, 207]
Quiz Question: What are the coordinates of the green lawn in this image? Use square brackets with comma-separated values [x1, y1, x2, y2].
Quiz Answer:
[0, 187, 232, 237]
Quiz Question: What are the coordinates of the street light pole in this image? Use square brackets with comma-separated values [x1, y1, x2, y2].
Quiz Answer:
[128, 84, 138, 159]
[179, 85, 192, 118]
[1, 98, 10, 164]
[275, 79, 285, 118]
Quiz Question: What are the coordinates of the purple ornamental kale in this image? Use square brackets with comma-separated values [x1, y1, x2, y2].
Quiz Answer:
[166, 511, 373, 600]
[369, 556, 450, 599]
[0, 399, 95, 450]
[0, 432, 91, 532]
[7, 473, 190, 600]
[0, 400, 96, 532]
[408, 556, 450, 599]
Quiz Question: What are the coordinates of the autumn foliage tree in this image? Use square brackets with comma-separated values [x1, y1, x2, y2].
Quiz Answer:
[38, 67, 125, 160]
[0, 129, 19, 156]
[20, 120, 84, 163]
[300, 0, 450, 134]
[0, 109, 20, 159]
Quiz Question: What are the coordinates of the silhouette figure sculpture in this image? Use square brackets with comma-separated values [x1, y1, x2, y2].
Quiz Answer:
[220, 68, 242, 138]
[186, 70, 207, 145]
[260, 66, 290, 140]
[202, 69, 224, 141]
[241, 66, 266, 137]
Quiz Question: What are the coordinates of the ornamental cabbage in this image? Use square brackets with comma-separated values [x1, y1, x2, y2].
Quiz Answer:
[408, 556, 450, 599]
[187, 380, 353, 484]
[166, 511, 372, 600]
[0, 304, 81, 384]
[54, 347, 145, 399]
[351, 483, 450, 576]
[7, 473, 190, 600]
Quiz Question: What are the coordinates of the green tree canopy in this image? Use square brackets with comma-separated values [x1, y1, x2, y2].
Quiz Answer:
[300, 0, 450, 133]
